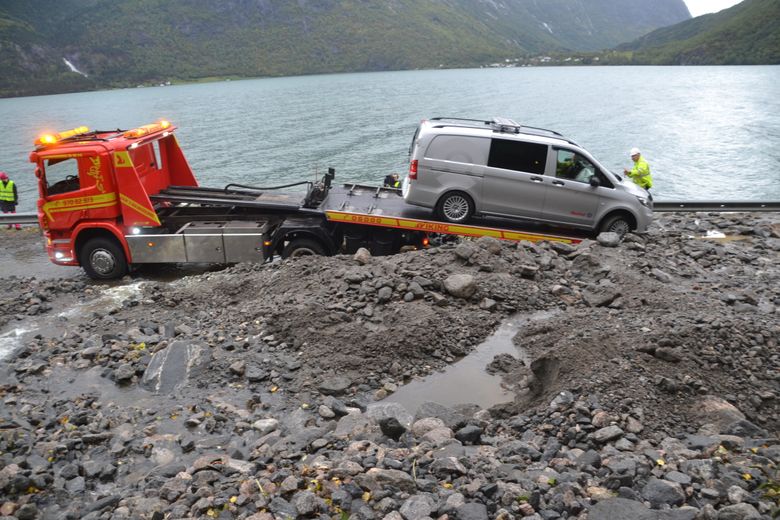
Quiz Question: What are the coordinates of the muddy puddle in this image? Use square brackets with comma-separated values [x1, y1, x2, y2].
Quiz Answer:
[383, 310, 558, 414]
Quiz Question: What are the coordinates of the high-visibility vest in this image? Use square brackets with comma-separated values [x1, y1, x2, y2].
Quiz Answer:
[0, 180, 15, 202]
[628, 158, 653, 189]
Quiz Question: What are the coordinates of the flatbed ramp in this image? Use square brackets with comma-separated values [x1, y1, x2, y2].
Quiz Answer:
[321, 184, 583, 245]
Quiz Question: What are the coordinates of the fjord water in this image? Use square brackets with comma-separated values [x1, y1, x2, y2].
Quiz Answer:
[1, 66, 778, 213]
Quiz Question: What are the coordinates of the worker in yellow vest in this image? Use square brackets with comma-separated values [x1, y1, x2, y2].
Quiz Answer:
[0, 172, 22, 230]
[383, 173, 401, 188]
[624, 148, 653, 195]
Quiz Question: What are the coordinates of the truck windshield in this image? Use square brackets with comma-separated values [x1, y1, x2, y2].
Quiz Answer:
[44, 158, 80, 196]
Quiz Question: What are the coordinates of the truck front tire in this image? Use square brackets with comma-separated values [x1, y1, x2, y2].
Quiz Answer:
[79, 237, 128, 280]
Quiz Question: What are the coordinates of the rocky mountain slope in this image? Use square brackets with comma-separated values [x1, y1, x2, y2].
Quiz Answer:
[0, 0, 690, 97]
[616, 0, 780, 64]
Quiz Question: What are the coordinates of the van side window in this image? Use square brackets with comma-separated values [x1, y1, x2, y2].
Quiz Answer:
[425, 136, 490, 165]
[555, 149, 597, 184]
[488, 139, 547, 175]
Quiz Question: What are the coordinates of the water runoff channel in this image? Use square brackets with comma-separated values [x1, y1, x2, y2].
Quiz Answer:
[376, 310, 559, 419]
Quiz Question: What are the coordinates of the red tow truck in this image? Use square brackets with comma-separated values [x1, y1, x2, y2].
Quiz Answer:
[29, 121, 580, 279]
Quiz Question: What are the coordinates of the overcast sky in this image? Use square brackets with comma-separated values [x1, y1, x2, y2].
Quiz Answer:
[685, 0, 743, 17]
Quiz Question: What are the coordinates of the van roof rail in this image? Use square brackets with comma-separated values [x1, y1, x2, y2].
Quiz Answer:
[428, 117, 578, 146]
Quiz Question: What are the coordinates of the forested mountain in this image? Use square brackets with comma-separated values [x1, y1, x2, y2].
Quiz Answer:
[0, 0, 690, 97]
[616, 0, 780, 64]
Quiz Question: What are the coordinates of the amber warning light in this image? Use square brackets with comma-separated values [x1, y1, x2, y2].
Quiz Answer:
[124, 120, 172, 139]
[35, 126, 90, 146]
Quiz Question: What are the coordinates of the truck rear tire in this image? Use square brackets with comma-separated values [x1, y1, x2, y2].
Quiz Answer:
[436, 191, 474, 223]
[282, 238, 326, 259]
[79, 237, 128, 280]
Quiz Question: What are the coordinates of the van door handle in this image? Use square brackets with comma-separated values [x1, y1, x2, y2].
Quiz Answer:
[530, 176, 544, 183]
[552, 180, 565, 186]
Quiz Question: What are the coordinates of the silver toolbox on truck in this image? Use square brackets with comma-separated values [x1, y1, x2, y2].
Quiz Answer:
[127, 219, 271, 264]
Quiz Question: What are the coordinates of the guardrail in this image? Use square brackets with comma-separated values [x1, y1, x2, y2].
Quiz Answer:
[653, 201, 780, 212]
[0, 213, 39, 225]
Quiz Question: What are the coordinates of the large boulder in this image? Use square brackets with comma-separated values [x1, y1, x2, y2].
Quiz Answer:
[141, 341, 212, 394]
[443, 274, 477, 299]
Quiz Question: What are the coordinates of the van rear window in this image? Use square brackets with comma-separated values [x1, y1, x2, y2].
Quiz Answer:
[488, 139, 547, 175]
[425, 136, 490, 165]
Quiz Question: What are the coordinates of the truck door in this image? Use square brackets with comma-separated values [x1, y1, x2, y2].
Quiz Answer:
[481, 139, 549, 219]
[39, 152, 118, 231]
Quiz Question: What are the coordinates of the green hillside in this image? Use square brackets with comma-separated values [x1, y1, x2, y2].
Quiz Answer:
[617, 0, 780, 64]
[0, 0, 691, 97]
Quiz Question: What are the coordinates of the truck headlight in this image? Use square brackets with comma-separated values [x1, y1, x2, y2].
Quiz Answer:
[636, 196, 650, 208]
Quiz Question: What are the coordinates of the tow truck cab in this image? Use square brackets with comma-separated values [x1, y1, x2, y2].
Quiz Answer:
[29, 122, 198, 278]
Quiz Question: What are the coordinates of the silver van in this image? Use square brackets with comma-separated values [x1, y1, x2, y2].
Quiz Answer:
[402, 117, 653, 236]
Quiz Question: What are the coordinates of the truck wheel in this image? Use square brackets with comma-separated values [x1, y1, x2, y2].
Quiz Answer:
[436, 191, 474, 223]
[599, 214, 631, 237]
[282, 238, 326, 259]
[79, 237, 128, 280]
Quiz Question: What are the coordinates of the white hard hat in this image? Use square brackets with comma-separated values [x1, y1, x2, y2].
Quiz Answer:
[630, 147, 641, 156]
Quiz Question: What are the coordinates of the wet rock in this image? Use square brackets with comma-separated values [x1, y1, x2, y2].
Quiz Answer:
[367, 402, 413, 427]
[642, 478, 685, 508]
[141, 341, 212, 394]
[229, 360, 246, 376]
[354, 248, 372, 265]
[113, 363, 135, 383]
[715, 503, 761, 519]
[654, 347, 684, 362]
[318, 376, 352, 396]
[252, 418, 279, 435]
[456, 502, 489, 520]
[415, 402, 467, 430]
[379, 417, 406, 441]
[443, 274, 477, 299]
[430, 457, 467, 477]
[588, 498, 657, 520]
[693, 397, 746, 432]
[399, 494, 435, 519]
[651, 269, 673, 283]
[377, 286, 393, 303]
[293, 490, 320, 515]
[597, 232, 622, 247]
[455, 424, 482, 444]
[454, 242, 478, 260]
[593, 425, 624, 443]
[356, 468, 416, 494]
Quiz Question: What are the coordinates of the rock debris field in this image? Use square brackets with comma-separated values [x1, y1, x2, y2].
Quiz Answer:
[1, 212, 779, 520]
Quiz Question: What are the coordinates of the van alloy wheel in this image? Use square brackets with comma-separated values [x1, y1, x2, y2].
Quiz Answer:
[440, 193, 473, 223]
[599, 214, 631, 237]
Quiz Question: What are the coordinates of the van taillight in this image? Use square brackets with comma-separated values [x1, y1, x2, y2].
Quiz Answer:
[409, 159, 418, 180]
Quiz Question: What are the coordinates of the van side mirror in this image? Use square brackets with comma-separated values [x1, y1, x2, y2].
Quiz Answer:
[589, 176, 601, 188]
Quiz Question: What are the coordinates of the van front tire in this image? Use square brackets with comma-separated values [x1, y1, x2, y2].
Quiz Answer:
[436, 191, 474, 224]
[599, 214, 632, 237]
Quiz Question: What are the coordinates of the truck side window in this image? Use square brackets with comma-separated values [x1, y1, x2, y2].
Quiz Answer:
[44, 158, 81, 196]
[488, 139, 547, 175]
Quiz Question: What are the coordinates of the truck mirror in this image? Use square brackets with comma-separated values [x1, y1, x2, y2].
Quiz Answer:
[589, 176, 601, 188]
